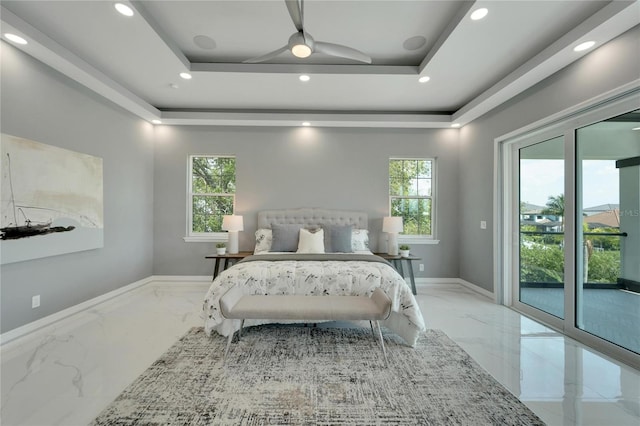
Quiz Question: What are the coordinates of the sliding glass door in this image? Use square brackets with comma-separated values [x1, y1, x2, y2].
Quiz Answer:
[502, 96, 640, 367]
[518, 136, 565, 319]
[575, 110, 640, 354]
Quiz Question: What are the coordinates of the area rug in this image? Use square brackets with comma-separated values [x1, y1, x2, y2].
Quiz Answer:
[91, 326, 545, 425]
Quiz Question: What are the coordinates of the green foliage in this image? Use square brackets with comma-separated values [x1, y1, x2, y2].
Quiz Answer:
[191, 156, 236, 233]
[391, 198, 431, 235]
[520, 243, 565, 283]
[192, 157, 236, 194]
[520, 238, 621, 284]
[585, 228, 620, 251]
[389, 159, 432, 235]
[399, 244, 410, 250]
[541, 194, 564, 217]
[215, 242, 226, 248]
[587, 250, 620, 283]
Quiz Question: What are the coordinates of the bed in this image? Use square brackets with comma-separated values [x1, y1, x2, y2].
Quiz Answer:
[203, 208, 426, 346]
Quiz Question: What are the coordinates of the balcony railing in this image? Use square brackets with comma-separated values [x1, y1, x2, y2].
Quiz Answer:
[519, 230, 628, 288]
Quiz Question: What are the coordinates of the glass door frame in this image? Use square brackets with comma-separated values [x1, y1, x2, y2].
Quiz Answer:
[495, 90, 640, 369]
[508, 130, 571, 333]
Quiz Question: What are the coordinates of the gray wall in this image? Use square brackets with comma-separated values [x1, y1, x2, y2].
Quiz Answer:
[458, 25, 640, 293]
[0, 42, 155, 333]
[153, 125, 460, 278]
[3, 22, 637, 333]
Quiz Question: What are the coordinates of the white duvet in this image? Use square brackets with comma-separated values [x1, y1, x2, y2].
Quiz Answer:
[203, 256, 426, 346]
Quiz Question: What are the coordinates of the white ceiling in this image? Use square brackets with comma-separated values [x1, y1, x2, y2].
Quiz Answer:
[1, 0, 639, 128]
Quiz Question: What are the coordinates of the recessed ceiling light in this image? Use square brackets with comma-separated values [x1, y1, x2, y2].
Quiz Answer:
[418, 76, 430, 83]
[302, 122, 311, 127]
[574, 41, 595, 52]
[299, 75, 310, 82]
[470, 8, 488, 20]
[451, 123, 461, 128]
[4, 33, 27, 45]
[114, 3, 134, 17]
[180, 72, 192, 80]
[632, 127, 640, 131]
[151, 119, 162, 125]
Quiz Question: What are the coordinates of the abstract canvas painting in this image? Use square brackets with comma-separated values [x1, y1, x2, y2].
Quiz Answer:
[1, 134, 103, 264]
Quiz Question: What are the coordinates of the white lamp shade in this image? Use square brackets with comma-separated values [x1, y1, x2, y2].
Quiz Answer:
[222, 215, 244, 232]
[382, 216, 403, 233]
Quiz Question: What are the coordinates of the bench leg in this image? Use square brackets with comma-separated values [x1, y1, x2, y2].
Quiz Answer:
[238, 319, 245, 341]
[374, 320, 389, 367]
[223, 330, 234, 364]
[369, 321, 376, 341]
[223, 319, 245, 364]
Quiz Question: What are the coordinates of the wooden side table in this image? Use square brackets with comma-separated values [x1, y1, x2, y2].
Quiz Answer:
[205, 251, 253, 280]
[374, 253, 421, 295]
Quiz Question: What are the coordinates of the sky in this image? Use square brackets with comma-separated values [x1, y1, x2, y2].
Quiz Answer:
[520, 160, 619, 209]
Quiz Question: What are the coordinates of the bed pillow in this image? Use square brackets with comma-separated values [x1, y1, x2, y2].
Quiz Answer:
[254, 228, 272, 254]
[270, 224, 301, 252]
[323, 224, 353, 253]
[351, 229, 370, 251]
[297, 228, 325, 253]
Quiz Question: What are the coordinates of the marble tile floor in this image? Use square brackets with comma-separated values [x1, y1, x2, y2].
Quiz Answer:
[1, 281, 639, 426]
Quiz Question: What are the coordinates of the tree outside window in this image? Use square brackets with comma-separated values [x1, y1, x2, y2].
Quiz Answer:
[189, 156, 235, 234]
[389, 159, 434, 236]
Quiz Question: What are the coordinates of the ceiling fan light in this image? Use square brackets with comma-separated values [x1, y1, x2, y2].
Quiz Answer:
[292, 43, 312, 58]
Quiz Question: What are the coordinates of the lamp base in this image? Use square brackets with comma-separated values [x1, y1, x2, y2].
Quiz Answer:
[387, 233, 399, 256]
[227, 231, 239, 254]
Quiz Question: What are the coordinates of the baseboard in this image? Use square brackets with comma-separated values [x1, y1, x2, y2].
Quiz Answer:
[414, 278, 461, 288]
[149, 275, 211, 283]
[414, 277, 495, 300]
[457, 278, 495, 300]
[0, 276, 154, 346]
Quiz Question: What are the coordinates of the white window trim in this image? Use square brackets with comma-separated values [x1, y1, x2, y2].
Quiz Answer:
[185, 154, 236, 241]
[183, 233, 227, 243]
[398, 235, 440, 245]
[389, 157, 437, 241]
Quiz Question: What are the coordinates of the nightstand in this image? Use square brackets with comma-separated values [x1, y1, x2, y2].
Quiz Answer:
[374, 253, 421, 295]
[205, 251, 253, 280]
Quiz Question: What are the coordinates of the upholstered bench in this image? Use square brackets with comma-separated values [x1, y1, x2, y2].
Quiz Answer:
[220, 287, 392, 366]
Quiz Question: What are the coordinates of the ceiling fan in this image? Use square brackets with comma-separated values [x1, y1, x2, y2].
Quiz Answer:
[244, 0, 372, 64]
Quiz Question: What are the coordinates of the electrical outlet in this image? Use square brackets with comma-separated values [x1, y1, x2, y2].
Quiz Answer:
[419, 264, 424, 272]
[480, 221, 487, 229]
[32, 295, 40, 309]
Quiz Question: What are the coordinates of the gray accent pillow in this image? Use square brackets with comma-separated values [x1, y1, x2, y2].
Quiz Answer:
[270, 224, 301, 252]
[324, 225, 353, 253]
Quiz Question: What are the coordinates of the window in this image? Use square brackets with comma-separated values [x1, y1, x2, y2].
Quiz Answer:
[389, 158, 435, 238]
[188, 155, 236, 237]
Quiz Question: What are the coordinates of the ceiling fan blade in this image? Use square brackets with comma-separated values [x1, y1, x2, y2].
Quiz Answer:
[314, 42, 372, 64]
[243, 45, 289, 63]
[285, 0, 304, 32]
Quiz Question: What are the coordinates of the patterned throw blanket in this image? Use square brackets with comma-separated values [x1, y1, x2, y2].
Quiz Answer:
[203, 254, 426, 346]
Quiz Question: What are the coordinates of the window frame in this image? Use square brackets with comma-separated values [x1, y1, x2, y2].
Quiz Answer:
[389, 157, 439, 244]
[184, 154, 236, 242]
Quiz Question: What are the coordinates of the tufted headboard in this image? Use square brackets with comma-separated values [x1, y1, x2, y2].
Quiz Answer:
[257, 208, 368, 230]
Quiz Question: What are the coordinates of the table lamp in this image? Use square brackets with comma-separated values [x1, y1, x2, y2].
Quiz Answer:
[222, 215, 243, 254]
[382, 216, 403, 256]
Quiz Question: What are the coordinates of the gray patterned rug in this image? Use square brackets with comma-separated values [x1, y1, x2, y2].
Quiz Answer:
[91, 326, 544, 425]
